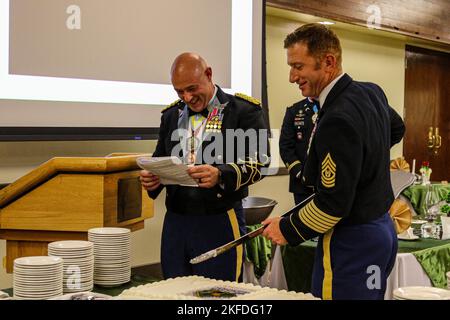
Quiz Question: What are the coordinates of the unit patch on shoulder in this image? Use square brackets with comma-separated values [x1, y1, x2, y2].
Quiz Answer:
[235, 93, 261, 106]
[321, 153, 336, 188]
[161, 99, 182, 113]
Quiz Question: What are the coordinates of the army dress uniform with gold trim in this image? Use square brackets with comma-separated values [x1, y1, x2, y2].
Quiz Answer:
[148, 85, 269, 281]
[279, 74, 405, 300]
[279, 98, 318, 204]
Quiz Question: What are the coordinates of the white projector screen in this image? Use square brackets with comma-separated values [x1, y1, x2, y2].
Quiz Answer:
[0, 0, 265, 140]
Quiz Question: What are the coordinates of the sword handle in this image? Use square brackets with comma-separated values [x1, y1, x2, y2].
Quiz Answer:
[214, 193, 315, 256]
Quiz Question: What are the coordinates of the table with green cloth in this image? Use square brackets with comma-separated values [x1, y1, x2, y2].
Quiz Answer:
[280, 238, 450, 299]
[244, 224, 272, 280]
[402, 183, 450, 216]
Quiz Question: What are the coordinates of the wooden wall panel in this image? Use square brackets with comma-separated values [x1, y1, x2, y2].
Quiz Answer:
[267, 0, 450, 45]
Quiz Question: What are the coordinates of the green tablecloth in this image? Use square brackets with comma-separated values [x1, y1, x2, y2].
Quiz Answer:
[244, 224, 272, 278]
[282, 238, 450, 293]
[412, 243, 450, 289]
[93, 274, 159, 296]
[402, 183, 450, 216]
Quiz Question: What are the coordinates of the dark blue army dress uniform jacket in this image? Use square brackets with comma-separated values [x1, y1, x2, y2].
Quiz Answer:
[280, 74, 405, 245]
[279, 98, 317, 195]
[147, 86, 270, 215]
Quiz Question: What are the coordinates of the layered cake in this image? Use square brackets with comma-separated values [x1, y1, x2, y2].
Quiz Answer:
[118, 276, 319, 300]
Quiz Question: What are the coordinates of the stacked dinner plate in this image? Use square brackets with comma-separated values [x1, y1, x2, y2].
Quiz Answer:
[88, 227, 131, 287]
[48, 240, 94, 293]
[13, 256, 63, 300]
[393, 286, 450, 300]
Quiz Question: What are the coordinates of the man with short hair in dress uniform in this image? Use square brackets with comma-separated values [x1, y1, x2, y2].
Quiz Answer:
[262, 24, 405, 299]
[140, 52, 269, 282]
[279, 97, 318, 204]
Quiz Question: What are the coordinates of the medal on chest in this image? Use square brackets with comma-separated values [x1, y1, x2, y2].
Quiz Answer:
[294, 109, 305, 127]
[311, 103, 319, 124]
[205, 102, 227, 133]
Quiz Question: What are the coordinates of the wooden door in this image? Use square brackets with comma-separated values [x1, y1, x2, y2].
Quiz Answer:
[404, 45, 450, 181]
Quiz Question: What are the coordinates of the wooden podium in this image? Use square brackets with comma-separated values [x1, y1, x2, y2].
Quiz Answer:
[0, 154, 154, 273]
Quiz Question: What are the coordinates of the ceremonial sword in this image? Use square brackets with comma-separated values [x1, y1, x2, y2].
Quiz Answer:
[190, 193, 315, 264]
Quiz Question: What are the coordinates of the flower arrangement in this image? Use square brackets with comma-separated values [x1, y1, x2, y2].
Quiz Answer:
[419, 161, 432, 185]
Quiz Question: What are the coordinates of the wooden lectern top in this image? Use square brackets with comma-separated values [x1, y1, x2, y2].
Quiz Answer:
[0, 153, 150, 208]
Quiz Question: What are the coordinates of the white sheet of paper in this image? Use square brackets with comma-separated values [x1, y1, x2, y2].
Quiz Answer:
[136, 156, 198, 187]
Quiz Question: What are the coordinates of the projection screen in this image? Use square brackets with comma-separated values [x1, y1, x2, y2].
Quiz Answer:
[0, 0, 265, 140]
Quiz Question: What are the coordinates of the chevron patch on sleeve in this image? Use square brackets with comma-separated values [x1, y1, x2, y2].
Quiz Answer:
[321, 153, 336, 188]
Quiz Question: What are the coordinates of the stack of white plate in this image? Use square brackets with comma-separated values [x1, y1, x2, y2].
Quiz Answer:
[88, 227, 131, 287]
[13, 256, 63, 300]
[48, 240, 94, 293]
[393, 286, 450, 300]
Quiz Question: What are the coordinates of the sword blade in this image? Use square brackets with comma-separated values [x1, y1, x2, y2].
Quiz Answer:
[189, 193, 314, 264]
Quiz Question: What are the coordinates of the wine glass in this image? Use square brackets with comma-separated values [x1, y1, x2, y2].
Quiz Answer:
[423, 185, 441, 238]
[425, 185, 440, 221]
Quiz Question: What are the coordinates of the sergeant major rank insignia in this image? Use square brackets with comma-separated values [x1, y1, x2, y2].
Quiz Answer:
[321, 153, 336, 188]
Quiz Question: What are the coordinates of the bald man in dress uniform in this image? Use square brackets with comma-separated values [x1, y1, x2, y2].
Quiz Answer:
[140, 53, 270, 281]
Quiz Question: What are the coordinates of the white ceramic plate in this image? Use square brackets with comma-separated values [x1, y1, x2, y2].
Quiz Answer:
[50, 291, 111, 300]
[88, 227, 130, 235]
[14, 256, 63, 266]
[49, 256, 94, 263]
[48, 240, 94, 250]
[411, 219, 428, 225]
[397, 234, 420, 241]
[393, 286, 450, 300]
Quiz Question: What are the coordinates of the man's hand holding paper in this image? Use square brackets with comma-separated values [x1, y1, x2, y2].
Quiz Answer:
[137, 156, 199, 187]
[139, 170, 161, 191]
[187, 164, 220, 188]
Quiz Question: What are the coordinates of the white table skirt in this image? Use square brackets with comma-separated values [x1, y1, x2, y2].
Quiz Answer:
[385, 252, 432, 299]
[244, 247, 432, 300]
[243, 244, 287, 289]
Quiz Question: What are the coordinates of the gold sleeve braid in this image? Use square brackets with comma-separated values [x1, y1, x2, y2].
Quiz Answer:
[229, 163, 242, 191]
[289, 215, 307, 241]
[287, 160, 301, 172]
[229, 154, 269, 191]
[299, 200, 341, 233]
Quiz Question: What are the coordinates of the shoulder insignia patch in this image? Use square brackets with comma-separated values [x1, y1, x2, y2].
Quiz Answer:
[235, 93, 261, 107]
[161, 99, 182, 113]
[321, 153, 336, 188]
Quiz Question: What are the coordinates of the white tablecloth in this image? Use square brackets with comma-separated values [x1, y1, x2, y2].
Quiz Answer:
[243, 244, 287, 289]
[385, 252, 432, 299]
[244, 247, 432, 300]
